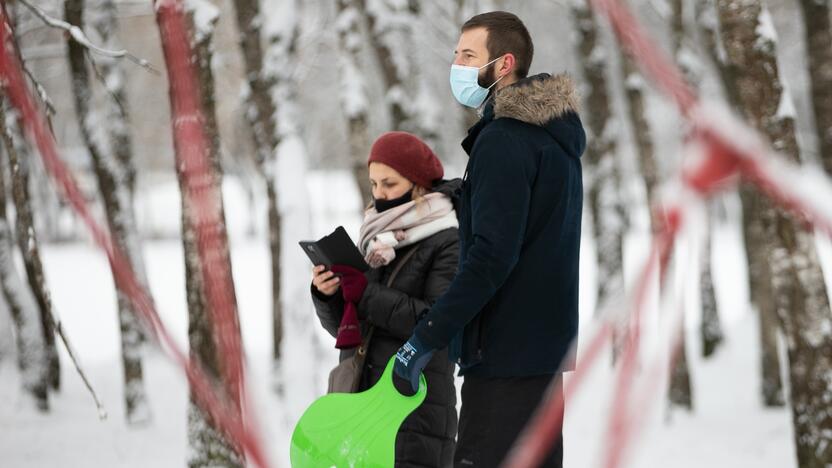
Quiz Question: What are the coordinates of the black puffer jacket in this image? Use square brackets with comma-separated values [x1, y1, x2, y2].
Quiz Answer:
[312, 180, 461, 468]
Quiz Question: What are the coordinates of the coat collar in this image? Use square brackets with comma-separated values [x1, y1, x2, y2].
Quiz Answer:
[461, 73, 580, 155]
[493, 73, 580, 125]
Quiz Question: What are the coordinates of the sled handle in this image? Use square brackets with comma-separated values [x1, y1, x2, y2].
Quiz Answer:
[380, 356, 427, 400]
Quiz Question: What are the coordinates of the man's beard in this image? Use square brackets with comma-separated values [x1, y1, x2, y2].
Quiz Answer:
[477, 61, 499, 89]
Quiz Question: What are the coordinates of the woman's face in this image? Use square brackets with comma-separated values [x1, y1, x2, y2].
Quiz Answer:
[369, 162, 414, 201]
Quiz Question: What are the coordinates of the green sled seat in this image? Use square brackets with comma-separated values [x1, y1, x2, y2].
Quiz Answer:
[290, 356, 427, 468]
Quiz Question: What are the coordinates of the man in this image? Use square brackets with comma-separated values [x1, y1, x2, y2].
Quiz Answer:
[393, 11, 586, 468]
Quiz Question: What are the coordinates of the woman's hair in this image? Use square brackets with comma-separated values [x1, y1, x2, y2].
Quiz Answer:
[412, 185, 430, 200]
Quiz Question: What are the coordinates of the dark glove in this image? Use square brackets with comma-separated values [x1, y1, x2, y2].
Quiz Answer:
[330, 264, 368, 302]
[393, 334, 434, 393]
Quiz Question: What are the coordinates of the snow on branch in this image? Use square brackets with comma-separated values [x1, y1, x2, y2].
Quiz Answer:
[17, 0, 159, 74]
[22, 65, 56, 116]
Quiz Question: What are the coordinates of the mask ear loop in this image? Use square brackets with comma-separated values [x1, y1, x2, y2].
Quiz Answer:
[481, 55, 508, 90]
[477, 55, 503, 70]
[487, 73, 507, 90]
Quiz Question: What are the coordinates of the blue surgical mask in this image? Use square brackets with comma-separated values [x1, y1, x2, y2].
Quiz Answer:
[449, 56, 506, 108]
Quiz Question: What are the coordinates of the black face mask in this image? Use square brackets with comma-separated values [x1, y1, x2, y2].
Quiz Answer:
[374, 189, 413, 213]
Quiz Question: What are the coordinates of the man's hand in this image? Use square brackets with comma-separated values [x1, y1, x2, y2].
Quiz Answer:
[393, 335, 434, 393]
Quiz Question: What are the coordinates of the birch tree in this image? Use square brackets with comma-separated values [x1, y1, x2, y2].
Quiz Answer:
[571, 2, 627, 341]
[0, 101, 49, 411]
[8, 104, 61, 393]
[64, 0, 150, 424]
[155, 0, 245, 464]
[231, 0, 298, 386]
[335, 0, 373, 205]
[186, 0, 243, 468]
[400, 1, 441, 151]
[670, 0, 723, 360]
[718, 1, 832, 464]
[360, 0, 416, 132]
[0, 2, 63, 391]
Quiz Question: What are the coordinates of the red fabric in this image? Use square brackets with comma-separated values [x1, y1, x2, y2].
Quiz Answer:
[367, 131, 444, 189]
[330, 265, 368, 349]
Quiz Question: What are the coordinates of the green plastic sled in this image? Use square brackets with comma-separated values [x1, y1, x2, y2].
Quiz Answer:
[290, 356, 427, 468]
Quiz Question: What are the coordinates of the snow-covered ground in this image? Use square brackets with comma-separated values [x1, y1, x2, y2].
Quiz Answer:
[0, 167, 807, 467]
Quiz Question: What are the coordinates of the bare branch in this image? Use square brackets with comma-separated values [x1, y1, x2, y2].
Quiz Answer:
[22, 66, 56, 116]
[6, 4, 57, 116]
[55, 318, 108, 419]
[84, 50, 128, 119]
[16, 0, 159, 75]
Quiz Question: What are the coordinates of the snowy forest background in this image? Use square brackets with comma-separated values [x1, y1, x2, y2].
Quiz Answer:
[1, 0, 831, 466]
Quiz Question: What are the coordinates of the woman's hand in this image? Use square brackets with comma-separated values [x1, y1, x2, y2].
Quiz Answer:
[312, 265, 341, 296]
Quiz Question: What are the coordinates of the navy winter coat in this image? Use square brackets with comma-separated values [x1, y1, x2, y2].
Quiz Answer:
[414, 73, 586, 378]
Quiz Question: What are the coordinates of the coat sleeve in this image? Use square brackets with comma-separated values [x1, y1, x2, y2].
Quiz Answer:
[357, 234, 460, 341]
[414, 128, 535, 350]
[311, 284, 345, 338]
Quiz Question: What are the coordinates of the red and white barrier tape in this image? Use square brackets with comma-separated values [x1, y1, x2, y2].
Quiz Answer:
[504, 0, 832, 466]
[0, 4, 270, 467]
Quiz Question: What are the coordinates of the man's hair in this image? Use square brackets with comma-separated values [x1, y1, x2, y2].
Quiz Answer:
[462, 11, 534, 79]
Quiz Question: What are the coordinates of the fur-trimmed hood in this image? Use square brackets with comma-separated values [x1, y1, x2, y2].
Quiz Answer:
[485, 72, 586, 159]
[494, 73, 580, 125]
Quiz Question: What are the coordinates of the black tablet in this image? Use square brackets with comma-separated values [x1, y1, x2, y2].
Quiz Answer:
[299, 226, 370, 272]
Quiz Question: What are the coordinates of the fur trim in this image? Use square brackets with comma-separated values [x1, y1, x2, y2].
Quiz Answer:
[494, 73, 580, 126]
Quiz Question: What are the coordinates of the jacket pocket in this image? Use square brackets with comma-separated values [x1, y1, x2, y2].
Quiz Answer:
[459, 301, 494, 368]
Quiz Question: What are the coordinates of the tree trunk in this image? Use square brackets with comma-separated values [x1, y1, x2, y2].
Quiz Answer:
[740, 184, 785, 406]
[797, 0, 832, 172]
[617, 11, 694, 408]
[696, 0, 743, 109]
[64, 0, 150, 424]
[0, 295, 12, 362]
[668, 336, 693, 408]
[699, 0, 782, 398]
[4, 103, 61, 393]
[0, 100, 49, 411]
[335, 0, 373, 206]
[668, 0, 708, 409]
[699, 210, 723, 358]
[89, 0, 139, 196]
[1, 7, 61, 387]
[401, 1, 441, 151]
[231, 0, 292, 383]
[359, 0, 414, 132]
[155, 0, 245, 464]
[187, 22, 245, 468]
[718, 0, 832, 464]
[621, 55, 658, 214]
[572, 4, 626, 324]
[573, 4, 627, 368]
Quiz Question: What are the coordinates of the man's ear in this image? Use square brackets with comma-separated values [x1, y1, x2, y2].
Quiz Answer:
[499, 53, 516, 78]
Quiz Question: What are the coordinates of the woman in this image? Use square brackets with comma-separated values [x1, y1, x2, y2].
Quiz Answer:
[311, 131, 460, 467]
